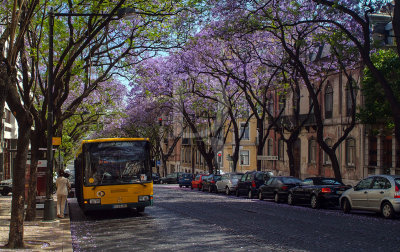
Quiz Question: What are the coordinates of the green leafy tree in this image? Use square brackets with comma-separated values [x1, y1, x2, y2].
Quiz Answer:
[359, 49, 400, 129]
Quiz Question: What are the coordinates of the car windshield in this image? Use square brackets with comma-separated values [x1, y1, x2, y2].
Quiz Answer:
[232, 174, 242, 179]
[282, 177, 302, 184]
[395, 178, 400, 187]
[319, 179, 343, 185]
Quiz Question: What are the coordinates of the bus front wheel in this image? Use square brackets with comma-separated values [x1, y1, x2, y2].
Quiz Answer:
[136, 206, 145, 213]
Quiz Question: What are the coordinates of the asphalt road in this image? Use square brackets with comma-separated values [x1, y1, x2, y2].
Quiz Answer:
[69, 184, 400, 252]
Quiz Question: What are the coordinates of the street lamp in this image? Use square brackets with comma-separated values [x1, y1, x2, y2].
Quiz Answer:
[44, 7, 136, 221]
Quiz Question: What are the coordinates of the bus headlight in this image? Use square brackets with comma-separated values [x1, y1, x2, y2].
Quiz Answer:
[89, 198, 101, 204]
[138, 195, 150, 202]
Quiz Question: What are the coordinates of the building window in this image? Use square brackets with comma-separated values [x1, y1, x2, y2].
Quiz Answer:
[308, 138, 317, 163]
[5, 108, 11, 124]
[240, 122, 250, 140]
[346, 77, 356, 117]
[279, 95, 285, 115]
[324, 138, 332, 164]
[369, 136, 377, 166]
[292, 91, 300, 114]
[267, 96, 274, 115]
[346, 138, 356, 166]
[267, 139, 273, 156]
[278, 139, 284, 161]
[240, 150, 249, 165]
[324, 83, 333, 119]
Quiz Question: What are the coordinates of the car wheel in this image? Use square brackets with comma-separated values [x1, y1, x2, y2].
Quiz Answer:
[202, 186, 205, 192]
[274, 193, 280, 203]
[258, 191, 264, 201]
[248, 190, 253, 199]
[342, 198, 351, 214]
[225, 187, 231, 195]
[191, 185, 193, 190]
[381, 202, 395, 219]
[208, 186, 212, 193]
[236, 189, 240, 197]
[179, 185, 182, 188]
[287, 193, 295, 205]
[198, 186, 201, 191]
[310, 195, 320, 209]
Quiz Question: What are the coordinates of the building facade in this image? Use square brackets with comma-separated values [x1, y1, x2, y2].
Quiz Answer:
[1, 104, 18, 180]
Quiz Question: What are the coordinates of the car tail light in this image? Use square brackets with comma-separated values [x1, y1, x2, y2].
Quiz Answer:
[321, 188, 331, 193]
[395, 185, 400, 198]
[211, 180, 215, 184]
[251, 181, 256, 188]
[282, 186, 288, 190]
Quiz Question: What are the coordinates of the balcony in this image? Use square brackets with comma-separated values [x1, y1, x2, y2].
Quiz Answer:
[275, 113, 316, 128]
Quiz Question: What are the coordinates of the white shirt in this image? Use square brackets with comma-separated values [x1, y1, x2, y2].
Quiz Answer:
[56, 176, 70, 196]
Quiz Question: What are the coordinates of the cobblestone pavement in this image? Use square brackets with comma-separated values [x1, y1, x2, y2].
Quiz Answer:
[0, 196, 73, 251]
[70, 184, 400, 252]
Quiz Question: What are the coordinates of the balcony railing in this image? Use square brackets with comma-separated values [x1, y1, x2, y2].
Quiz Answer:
[275, 113, 316, 128]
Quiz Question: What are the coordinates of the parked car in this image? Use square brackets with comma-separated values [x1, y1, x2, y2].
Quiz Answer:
[202, 174, 222, 193]
[152, 173, 161, 184]
[287, 177, 351, 209]
[236, 171, 274, 198]
[258, 176, 303, 203]
[160, 172, 183, 184]
[191, 174, 207, 190]
[216, 173, 244, 195]
[0, 179, 12, 196]
[339, 175, 400, 219]
[178, 173, 193, 188]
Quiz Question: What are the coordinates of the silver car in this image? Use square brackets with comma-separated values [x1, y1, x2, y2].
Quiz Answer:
[339, 175, 400, 219]
[216, 173, 244, 195]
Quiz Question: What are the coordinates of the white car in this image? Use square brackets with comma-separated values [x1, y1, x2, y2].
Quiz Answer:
[216, 173, 244, 195]
[339, 175, 400, 219]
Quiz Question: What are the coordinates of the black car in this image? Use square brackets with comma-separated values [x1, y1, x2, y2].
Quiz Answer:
[287, 177, 351, 208]
[202, 174, 222, 193]
[0, 179, 12, 196]
[258, 176, 303, 203]
[160, 172, 183, 184]
[236, 171, 274, 198]
[152, 173, 161, 184]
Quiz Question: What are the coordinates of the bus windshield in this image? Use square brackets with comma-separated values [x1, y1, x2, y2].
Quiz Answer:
[83, 141, 152, 186]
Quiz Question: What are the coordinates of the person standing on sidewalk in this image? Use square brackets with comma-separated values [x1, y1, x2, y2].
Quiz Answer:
[56, 170, 71, 218]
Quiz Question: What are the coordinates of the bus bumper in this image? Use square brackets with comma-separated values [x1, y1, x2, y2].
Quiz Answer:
[83, 200, 153, 211]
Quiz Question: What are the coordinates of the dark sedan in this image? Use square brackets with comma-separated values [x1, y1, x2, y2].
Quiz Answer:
[202, 174, 222, 193]
[287, 177, 351, 209]
[0, 179, 12, 196]
[160, 172, 184, 184]
[258, 176, 303, 203]
[236, 171, 274, 199]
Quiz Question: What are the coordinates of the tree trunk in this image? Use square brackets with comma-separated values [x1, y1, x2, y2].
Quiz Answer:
[286, 141, 296, 177]
[25, 131, 43, 221]
[328, 150, 342, 182]
[7, 112, 32, 248]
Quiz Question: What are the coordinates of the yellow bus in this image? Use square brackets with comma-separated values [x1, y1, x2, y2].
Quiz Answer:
[74, 138, 153, 213]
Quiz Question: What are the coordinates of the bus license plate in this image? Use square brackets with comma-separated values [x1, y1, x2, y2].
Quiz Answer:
[113, 204, 127, 209]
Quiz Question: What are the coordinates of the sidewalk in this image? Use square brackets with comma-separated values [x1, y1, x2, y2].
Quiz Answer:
[0, 196, 73, 251]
